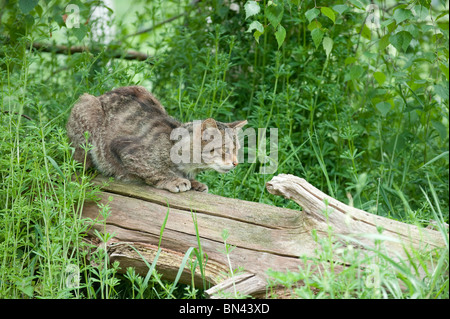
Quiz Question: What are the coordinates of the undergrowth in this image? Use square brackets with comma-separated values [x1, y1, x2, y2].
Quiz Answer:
[0, 0, 448, 299]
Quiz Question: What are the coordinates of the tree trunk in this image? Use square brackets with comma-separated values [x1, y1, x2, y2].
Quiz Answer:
[81, 174, 445, 298]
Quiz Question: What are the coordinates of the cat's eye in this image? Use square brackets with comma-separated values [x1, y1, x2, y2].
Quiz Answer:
[210, 149, 221, 155]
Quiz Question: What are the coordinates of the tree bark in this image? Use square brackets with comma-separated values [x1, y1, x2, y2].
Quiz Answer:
[81, 174, 445, 298]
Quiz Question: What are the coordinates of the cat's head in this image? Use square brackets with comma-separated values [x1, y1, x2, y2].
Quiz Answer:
[171, 118, 248, 175]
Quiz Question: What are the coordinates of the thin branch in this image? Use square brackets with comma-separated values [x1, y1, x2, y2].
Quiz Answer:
[31, 42, 152, 62]
[2, 111, 33, 121]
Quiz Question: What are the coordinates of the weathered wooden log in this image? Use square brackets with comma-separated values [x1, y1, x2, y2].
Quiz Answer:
[81, 174, 445, 298]
[266, 174, 445, 261]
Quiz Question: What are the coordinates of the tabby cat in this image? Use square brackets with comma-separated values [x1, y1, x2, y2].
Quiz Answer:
[66, 86, 247, 193]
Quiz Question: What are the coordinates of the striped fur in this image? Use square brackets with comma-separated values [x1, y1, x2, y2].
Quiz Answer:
[66, 86, 247, 193]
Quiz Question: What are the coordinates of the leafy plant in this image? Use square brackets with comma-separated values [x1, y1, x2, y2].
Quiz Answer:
[0, 0, 448, 299]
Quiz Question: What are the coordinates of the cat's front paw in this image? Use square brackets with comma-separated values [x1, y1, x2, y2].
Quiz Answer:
[163, 178, 191, 193]
[190, 180, 208, 193]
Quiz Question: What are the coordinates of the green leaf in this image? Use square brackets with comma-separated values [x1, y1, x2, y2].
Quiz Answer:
[361, 24, 371, 40]
[265, 1, 284, 28]
[247, 20, 264, 33]
[436, 10, 449, 21]
[72, 24, 87, 42]
[393, 8, 412, 24]
[247, 20, 264, 43]
[405, 24, 419, 38]
[46, 156, 67, 182]
[413, 5, 428, 20]
[305, 8, 320, 22]
[379, 34, 390, 51]
[434, 84, 449, 100]
[307, 20, 322, 31]
[344, 56, 357, 65]
[375, 101, 392, 117]
[431, 121, 448, 140]
[350, 65, 364, 79]
[348, 0, 364, 9]
[345, 64, 364, 81]
[35, 4, 43, 17]
[323, 36, 333, 57]
[253, 29, 263, 43]
[321, 7, 336, 23]
[18, 0, 39, 14]
[275, 24, 286, 49]
[244, 1, 260, 19]
[373, 72, 386, 85]
[311, 28, 324, 48]
[439, 62, 449, 81]
[389, 31, 412, 52]
[333, 4, 349, 15]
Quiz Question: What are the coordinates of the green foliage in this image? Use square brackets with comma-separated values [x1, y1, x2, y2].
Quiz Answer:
[154, 0, 449, 220]
[0, 0, 448, 299]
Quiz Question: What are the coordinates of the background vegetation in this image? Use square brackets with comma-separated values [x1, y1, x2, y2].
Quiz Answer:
[0, 0, 448, 299]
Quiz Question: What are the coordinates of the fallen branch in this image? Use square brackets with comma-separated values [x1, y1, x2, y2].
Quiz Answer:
[81, 174, 445, 298]
[31, 41, 151, 61]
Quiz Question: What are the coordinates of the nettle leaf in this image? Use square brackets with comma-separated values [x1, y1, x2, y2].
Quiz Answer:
[321, 7, 336, 23]
[349, 0, 364, 9]
[265, 1, 284, 28]
[253, 29, 263, 43]
[373, 71, 386, 85]
[275, 24, 286, 48]
[434, 84, 449, 100]
[432, 121, 448, 140]
[72, 24, 87, 42]
[389, 31, 412, 52]
[345, 64, 364, 81]
[439, 62, 449, 81]
[375, 101, 391, 117]
[323, 36, 333, 57]
[307, 20, 322, 31]
[379, 34, 390, 51]
[345, 56, 357, 65]
[305, 8, 320, 22]
[247, 20, 264, 33]
[413, 5, 429, 20]
[311, 28, 324, 48]
[393, 8, 413, 24]
[19, 0, 39, 14]
[244, 1, 260, 19]
[361, 24, 371, 40]
[333, 4, 349, 15]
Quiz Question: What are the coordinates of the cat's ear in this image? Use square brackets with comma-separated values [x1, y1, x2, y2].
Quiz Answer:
[227, 120, 248, 130]
[201, 118, 218, 131]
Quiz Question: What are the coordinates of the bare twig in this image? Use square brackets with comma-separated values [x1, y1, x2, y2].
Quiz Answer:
[2, 111, 33, 121]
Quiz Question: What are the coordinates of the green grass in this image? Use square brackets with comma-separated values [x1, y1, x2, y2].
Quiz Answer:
[1, 0, 448, 299]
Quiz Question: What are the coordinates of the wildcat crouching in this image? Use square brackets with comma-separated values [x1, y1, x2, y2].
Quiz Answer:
[66, 86, 247, 193]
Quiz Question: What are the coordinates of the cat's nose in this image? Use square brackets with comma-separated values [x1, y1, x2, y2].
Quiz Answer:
[232, 160, 238, 167]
